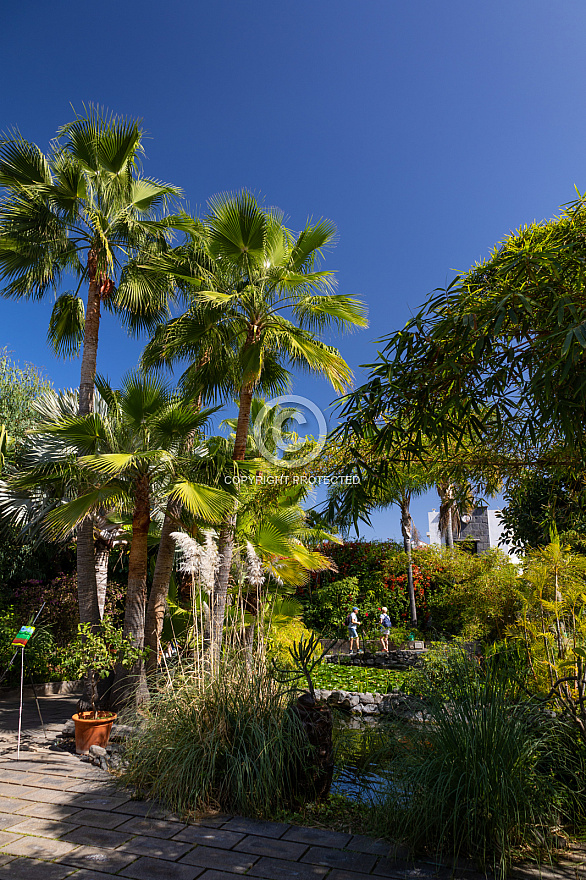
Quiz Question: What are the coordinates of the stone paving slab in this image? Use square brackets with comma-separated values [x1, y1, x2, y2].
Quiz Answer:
[12, 801, 81, 819]
[179, 844, 258, 873]
[247, 855, 329, 880]
[302, 846, 379, 873]
[173, 825, 246, 848]
[283, 826, 353, 849]
[117, 833, 193, 860]
[234, 833, 308, 860]
[0, 857, 71, 880]
[58, 843, 139, 872]
[2, 832, 76, 858]
[62, 824, 135, 848]
[222, 817, 291, 838]
[120, 854, 205, 879]
[116, 814, 188, 838]
[67, 807, 130, 829]
[7, 816, 81, 838]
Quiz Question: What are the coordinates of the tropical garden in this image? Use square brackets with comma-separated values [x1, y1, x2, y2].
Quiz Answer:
[2, 107, 586, 875]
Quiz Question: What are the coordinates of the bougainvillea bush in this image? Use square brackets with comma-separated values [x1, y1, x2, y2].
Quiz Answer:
[301, 542, 520, 641]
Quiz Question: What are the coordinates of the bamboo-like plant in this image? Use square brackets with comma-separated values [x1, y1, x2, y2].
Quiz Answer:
[507, 534, 586, 741]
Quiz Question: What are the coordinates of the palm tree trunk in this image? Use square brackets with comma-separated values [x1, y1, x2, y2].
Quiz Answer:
[77, 520, 100, 625]
[94, 541, 109, 620]
[112, 472, 150, 710]
[79, 282, 101, 416]
[445, 508, 454, 549]
[400, 495, 417, 627]
[144, 497, 181, 678]
[211, 384, 254, 666]
[76, 265, 102, 626]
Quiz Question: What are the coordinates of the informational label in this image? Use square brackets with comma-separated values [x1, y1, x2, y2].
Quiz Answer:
[11, 626, 35, 647]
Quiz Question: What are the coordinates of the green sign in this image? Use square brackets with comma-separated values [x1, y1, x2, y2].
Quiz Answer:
[12, 626, 35, 647]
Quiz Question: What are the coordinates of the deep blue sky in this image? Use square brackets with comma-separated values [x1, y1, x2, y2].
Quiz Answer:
[2, 0, 586, 540]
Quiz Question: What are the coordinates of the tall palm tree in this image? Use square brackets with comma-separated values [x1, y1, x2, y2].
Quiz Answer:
[0, 106, 182, 625]
[39, 373, 232, 706]
[143, 191, 367, 661]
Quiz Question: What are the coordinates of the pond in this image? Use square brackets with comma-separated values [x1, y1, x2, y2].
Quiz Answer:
[330, 712, 394, 804]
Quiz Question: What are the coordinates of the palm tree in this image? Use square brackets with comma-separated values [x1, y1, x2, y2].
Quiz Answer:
[0, 106, 182, 625]
[0, 388, 128, 618]
[143, 191, 367, 661]
[39, 373, 232, 706]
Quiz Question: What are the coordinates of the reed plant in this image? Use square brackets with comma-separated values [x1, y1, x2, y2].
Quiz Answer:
[372, 649, 585, 875]
[120, 654, 309, 817]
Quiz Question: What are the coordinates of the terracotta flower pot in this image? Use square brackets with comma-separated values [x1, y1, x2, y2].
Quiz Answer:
[72, 711, 117, 755]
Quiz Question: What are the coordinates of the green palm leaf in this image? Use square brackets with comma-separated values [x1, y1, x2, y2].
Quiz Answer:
[47, 294, 85, 358]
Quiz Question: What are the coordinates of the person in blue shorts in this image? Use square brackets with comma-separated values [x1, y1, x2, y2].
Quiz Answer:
[347, 607, 361, 654]
[379, 606, 392, 652]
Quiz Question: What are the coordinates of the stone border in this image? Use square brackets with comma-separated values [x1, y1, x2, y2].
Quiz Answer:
[325, 649, 426, 669]
[315, 687, 425, 721]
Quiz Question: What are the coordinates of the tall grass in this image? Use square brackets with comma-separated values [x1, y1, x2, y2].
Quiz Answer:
[120, 655, 309, 817]
[372, 648, 585, 875]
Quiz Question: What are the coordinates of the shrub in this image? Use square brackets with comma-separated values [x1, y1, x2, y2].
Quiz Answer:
[0, 607, 61, 686]
[120, 658, 310, 817]
[373, 649, 585, 874]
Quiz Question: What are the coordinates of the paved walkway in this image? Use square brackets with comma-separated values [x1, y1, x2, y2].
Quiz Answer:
[0, 694, 582, 879]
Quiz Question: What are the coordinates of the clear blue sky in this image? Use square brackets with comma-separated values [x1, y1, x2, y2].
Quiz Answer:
[2, 0, 586, 540]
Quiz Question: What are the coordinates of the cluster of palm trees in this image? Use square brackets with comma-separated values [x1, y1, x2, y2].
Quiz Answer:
[0, 107, 367, 707]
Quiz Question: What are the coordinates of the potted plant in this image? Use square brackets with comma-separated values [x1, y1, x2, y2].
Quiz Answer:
[62, 616, 144, 754]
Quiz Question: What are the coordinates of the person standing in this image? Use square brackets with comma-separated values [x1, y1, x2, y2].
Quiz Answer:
[347, 606, 361, 654]
[379, 607, 392, 653]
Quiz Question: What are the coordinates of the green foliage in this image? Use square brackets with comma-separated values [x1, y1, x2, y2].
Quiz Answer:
[61, 617, 145, 715]
[120, 659, 309, 817]
[0, 527, 75, 602]
[0, 350, 50, 444]
[336, 194, 586, 479]
[507, 537, 586, 741]
[501, 469, 586, 553]
[373, 649, 586, 874]
[0, 608, 60, 686]
[303, 543, 519, 641]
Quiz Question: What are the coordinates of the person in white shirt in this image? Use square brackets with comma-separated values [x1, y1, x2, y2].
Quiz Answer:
[348, 607, 361, 654]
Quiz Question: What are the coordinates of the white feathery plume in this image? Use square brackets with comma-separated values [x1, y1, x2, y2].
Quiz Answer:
[200, 530, 220, 593]
[245, 541, 265, 588]
[171, 530, 221, 594]
[170, 532, 204, 575]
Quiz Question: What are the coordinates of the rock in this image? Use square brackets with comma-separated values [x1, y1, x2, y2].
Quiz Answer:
[109, 724, 138, 740]
[61, 720, 75, 737]
[359, 693, 374, 704]
[362, 703, 379, 714]
[89, 744, 107, 758]
[319, 690, 332, 702]
[328, 690, 345, 704]
[350, 704, 363, 715]
[374, 694, 383, 704]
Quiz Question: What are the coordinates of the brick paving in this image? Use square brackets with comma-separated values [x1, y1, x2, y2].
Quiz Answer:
[0, 694, 582, 878]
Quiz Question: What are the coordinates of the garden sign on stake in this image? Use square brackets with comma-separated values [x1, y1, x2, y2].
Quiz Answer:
[8, 604, 46, 760]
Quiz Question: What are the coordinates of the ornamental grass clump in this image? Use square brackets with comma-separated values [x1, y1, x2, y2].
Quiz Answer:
[373, 648, 585, 875]
[119, 657, 309, 817]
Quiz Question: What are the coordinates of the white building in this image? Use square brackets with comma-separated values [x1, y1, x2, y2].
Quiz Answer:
[427, 507, 519, 562]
